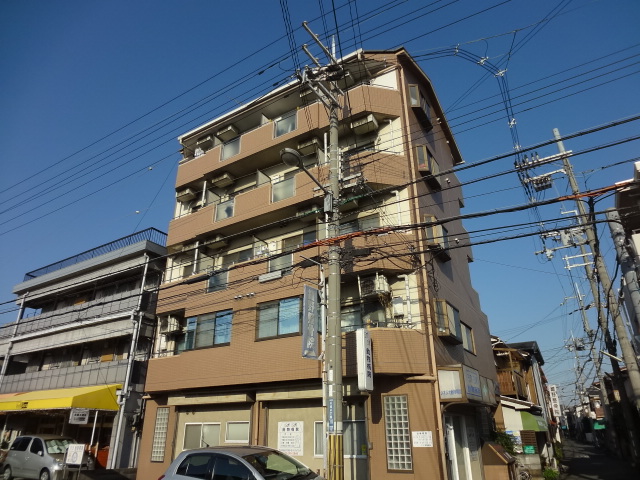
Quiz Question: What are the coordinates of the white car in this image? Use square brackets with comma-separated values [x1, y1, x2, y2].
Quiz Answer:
[159, 445, 323, 480]
[2, 435, 94, 480]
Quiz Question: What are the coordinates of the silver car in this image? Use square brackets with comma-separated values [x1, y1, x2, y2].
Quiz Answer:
[2, 434, 94, 480]
[159, 445, 323, 480]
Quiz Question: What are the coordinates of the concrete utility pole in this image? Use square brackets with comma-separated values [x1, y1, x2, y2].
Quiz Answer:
[553, 128, 640, 463]
[607, 208, 640, 346]
[298, 22, 345, 480]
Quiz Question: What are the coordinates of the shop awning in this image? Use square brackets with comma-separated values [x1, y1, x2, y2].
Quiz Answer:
[520, 411, 548, 432]
[0, 384, 121, 412]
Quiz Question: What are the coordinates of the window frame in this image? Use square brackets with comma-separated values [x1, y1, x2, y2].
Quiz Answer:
[183, 422, 221, 451]
[225, 421, 250, 444]
[461, 322, 475, 353]
[215, 197, 235, 222]
[151, 407, 169, 462]
[274, 110, 297, 138]
[221, 136, 240, 160]
[257, 296, 302, 339]
[383, 394, 413, 471]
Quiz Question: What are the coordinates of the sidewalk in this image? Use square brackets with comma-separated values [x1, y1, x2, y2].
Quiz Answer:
[560, 437, 637, 479]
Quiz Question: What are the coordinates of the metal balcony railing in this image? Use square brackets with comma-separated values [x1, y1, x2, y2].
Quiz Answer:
[23, 228, 167, 281]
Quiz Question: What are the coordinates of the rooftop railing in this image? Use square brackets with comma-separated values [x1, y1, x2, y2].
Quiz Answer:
[23, 228, 167, 281]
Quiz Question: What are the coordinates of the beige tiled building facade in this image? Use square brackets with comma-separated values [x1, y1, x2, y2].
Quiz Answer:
[138, 48, 498, 480]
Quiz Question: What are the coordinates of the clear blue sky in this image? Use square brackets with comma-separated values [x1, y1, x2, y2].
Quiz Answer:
[1, 0, 639, 406]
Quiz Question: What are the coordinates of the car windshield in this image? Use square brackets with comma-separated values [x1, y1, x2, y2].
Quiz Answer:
[45, 438, 74, 454]
[242, 450, 312, 479]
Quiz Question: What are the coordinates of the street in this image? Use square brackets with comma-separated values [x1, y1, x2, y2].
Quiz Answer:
[560, 438, 637, 480]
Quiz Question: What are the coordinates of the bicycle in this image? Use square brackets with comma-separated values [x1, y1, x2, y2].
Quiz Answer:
[515, 459, 532, 480]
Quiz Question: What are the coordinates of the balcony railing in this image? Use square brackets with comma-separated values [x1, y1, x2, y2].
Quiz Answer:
[0, 360, 131, 394]
[24, 228, 167, 281]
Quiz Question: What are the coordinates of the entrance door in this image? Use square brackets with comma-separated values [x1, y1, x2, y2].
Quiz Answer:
[444, 415, 482, 480]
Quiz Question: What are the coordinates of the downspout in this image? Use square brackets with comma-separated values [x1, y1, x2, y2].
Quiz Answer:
[397, 63, 448, 479]
[109, 253, 150, 469]
[0, 293, 28, 444]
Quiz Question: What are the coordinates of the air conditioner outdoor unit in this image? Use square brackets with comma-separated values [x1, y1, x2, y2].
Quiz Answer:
[202, 234, 228, 251]
[160, 315, 183, 334]
[297, 137, 322, 156]
[196, 135, 214, 150]
[350, 114, 379, 135]
[176, 188, 197, 202]
[211, 172, 235, 188]
[216, 124, 239, 142]
[359, 273, 391, 298]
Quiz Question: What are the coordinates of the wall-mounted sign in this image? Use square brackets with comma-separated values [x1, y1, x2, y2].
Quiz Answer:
[356, 328, 373, 392]
[463, 365, 482, 401]
[302, 285, 320, 359]
[65, 444, 85, 465]
[438, 369, 463, 400]
[278, 421, 303, 456]
[412, 431, 433, 447]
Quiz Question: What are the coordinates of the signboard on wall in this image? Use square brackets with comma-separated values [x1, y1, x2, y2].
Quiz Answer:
[412, 431, 433, 447]
[278, 421, 303, 456]
[438, 369, 463, 400]
[302, 286, 320, 359]
[462, 365, 482, 401]
[356, 328, 373, 391]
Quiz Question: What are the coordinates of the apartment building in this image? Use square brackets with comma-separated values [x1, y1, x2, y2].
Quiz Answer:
[138, 48, 497, 480]
[0, 228, 166, 468]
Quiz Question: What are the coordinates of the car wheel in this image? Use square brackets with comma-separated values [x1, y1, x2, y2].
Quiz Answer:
[2, 466, 12, 480]
[39, 469, 50, 480]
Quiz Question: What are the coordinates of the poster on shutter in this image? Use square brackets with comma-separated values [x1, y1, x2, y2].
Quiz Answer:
[411, 431, 433, 447]
[278, 421, 303, 456]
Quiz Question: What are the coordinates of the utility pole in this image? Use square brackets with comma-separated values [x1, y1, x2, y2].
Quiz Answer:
[298, 22, 345, 480]
[553, 128, 640, 463]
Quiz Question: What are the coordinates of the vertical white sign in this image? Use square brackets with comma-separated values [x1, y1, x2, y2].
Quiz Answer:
[356, 328, 373, 391]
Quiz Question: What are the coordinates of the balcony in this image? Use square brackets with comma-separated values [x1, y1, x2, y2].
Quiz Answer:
[0, 360, 131, 394]
[497, 369, 528, 399]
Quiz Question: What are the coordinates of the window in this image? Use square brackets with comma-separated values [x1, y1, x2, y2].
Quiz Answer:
[462, 322, 474, 353]
[339, 214, 380, 234]
[268, 235, 301, 273]
[215, 198, 235, 221]
[424, 214, 450, 260]
[183, 423, 221, 450]
[314, 421, 367, 457]
[29, 438, 43, 454]
[225, 421, 250, 443]
[177, 311, 232, 352]
[383, 395, 412, 470]
[274, 110, 297, 137]
[176, 452, 214, 478]
[151, 407, 169, 461]
[408, 84, 433, 131]
[221, 137, 240, 160]
[341, 305, 363, 332]
[272, 174, 295, 202]
[207, 270, 228, 292]
[194, 310, 232, 348]
[434, 300, 462, 344]
[257, 297, 301, 338]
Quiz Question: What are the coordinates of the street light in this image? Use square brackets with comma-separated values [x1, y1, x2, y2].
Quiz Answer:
[281, 143, 343, 480]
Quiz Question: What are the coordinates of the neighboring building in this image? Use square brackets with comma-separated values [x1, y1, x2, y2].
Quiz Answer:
[0, 228, 167, 469]
[613, 160, 640, 350]
[137, 48, 497, 480]
[492, 337, 555, 474]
